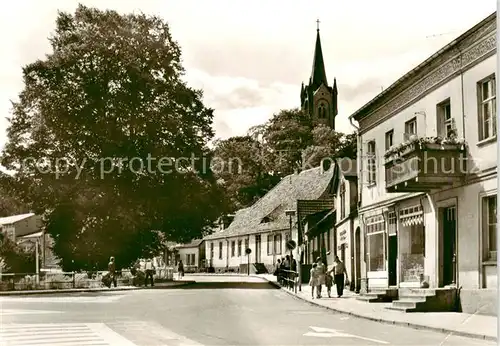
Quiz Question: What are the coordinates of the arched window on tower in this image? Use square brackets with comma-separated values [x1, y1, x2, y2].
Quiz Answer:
[318, 104, 328, 119]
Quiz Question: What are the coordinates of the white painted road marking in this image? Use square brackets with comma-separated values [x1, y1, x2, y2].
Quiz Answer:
[304, 326, 389, 344]
[0, 309, 64, 315]
[0, 294, 125, 304]
[0, 323, 137, 345]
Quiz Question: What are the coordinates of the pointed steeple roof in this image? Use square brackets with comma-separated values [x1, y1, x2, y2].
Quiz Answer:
[310, 23, 328, 91]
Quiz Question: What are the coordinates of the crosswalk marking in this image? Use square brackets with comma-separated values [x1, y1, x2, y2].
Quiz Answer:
[0, 323, 137, 346]
[0, 295, 125, 304]
[107, 321, 205, 346]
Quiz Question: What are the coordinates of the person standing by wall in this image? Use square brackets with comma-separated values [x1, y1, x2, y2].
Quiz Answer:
[177, 260, 184, 280]
[144, 258, 155, 287]
[108, 256, 117, 288]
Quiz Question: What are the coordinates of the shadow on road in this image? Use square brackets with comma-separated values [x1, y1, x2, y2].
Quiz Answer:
[167, 282, 280, 290]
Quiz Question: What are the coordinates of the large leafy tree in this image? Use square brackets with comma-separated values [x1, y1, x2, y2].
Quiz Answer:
[1, 5, 228, 271]
[263, 108, 314, 175]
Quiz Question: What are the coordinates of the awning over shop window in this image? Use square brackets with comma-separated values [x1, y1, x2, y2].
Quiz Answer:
[399, 205, 423, 227]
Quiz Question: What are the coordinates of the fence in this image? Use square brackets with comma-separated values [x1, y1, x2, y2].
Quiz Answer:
[0, 267, 175, 291]
[280, 269, 298, 293]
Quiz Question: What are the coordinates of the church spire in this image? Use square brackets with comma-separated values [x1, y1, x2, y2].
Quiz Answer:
[310, 19, 328, 90]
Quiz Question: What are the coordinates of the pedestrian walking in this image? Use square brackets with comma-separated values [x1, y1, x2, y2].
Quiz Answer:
[309, 263, 319, 299]
[274, 259, 281, 283]
[177, 260, 184, 280]
[107, 256, 117, 288]
[144, 258, 155, 287]
[333, 255, 348, 298]
[315, 257, 326, 298]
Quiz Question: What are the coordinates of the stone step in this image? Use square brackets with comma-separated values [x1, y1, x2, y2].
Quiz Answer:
[391, 300, 418, 310]
[395, 297, 427, 303]
[399, 288, 436, 296]
[385, 305, 416, 312]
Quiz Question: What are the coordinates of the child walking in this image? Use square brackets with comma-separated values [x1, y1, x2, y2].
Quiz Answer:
[309, 263, 319, 299]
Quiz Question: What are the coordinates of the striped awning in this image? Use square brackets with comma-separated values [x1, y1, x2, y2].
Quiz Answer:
[399, 205, 423, 227]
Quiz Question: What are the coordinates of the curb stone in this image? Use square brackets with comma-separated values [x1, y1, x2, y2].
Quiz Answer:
[0, 281, 195, 296]
[264, 279, 496, 342]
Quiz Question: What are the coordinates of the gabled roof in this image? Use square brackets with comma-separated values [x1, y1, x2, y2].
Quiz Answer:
[0, 213, 35, 225]
[204, 166, 335, 241]
[175, 239, 204, 249]
[332, 158, 357, 195]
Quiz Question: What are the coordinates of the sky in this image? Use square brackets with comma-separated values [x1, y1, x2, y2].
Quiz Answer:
[0, 1, 496, 148]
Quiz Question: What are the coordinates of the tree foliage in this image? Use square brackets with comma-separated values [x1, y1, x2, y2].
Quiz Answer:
[212, 136, 280, 210]
[1, 5, 228, 271]
[0, 235, 37, 273]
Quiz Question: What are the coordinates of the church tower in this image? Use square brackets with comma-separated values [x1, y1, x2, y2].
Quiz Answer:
[300, 20, 338, 130]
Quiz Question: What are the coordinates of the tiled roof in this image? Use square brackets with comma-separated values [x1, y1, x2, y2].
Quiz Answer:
[204, 166, 334, 241]
[0, 213, 35, 225]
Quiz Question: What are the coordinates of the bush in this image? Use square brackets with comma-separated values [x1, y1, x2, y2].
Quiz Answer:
[44, 274, 73, 289]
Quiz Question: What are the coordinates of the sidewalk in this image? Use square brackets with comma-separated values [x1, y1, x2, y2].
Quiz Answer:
[0, 281, 193, 296]
[257, 274, 497, 342]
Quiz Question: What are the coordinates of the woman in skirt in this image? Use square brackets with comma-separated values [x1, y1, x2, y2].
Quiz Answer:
[309, 263, 319, 299]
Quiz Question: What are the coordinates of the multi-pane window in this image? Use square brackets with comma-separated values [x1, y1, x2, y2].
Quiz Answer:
[267, 235, 273, 255]
[404, 118, 417, 140]
[478, 76, 497, 141]
[385, 130, 394, 150]
[237, 240, 242, 257]
[210, 242, 214, 259]
[274, 234, 282, 255]
[365, 215, 386, 272]
[367, 141, 376, 185]
[219, 242, 223, 260]
[340, 182, 346, 219]
[244, 238, 249, 252]
[483, 195, 497, 261]
[437, 99, 454, 137]
[231, 241, 235, 257]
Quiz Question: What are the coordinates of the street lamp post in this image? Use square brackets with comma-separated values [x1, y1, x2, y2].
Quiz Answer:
[285, 209, 298, 290]
[35, 238, 40, 285]
[245, 247, 252, 275]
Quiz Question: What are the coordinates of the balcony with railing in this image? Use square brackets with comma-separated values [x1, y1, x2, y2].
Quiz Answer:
[384, 135, 467, 193]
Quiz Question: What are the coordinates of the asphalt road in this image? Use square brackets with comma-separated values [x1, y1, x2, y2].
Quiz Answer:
[0, 275, 495, 346]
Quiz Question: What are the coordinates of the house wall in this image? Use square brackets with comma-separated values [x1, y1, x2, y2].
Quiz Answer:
[1, 215, 42, 241]
[177, 247, 200, 272]
[358, 56, 496, 209]
[354, 19, 497, 313]
[205, 228, 299, 272]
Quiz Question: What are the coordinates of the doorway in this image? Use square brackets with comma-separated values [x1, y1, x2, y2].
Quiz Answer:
[388, 235, 398, 286]
[255, 235, 261, 263]
[442, 206, 457, 286]
[354, 227, 361, 292]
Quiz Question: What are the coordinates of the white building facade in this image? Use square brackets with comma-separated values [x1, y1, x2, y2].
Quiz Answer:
[350, 13, 497, 314]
